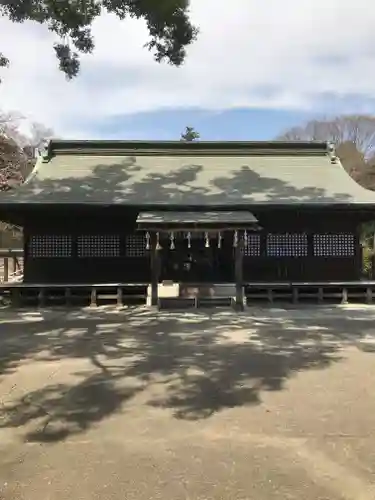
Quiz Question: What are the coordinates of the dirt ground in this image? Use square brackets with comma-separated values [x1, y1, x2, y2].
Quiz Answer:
[0, 305, 375, 500]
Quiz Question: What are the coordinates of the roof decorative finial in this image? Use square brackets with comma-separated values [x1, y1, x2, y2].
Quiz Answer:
[40, 139, 52, 162]
[327, 142, 337, 163]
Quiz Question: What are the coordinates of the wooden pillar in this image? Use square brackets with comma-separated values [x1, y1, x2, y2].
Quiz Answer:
[352, 226, 361, 279]
[3, 257, 9, 283]
[150, 232, 160, 306]
[234, 230, 244, 311]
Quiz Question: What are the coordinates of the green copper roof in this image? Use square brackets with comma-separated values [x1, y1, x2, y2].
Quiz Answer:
[1, 139, 375, 207]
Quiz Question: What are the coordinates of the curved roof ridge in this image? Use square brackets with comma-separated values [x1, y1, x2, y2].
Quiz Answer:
[45, 139, 330, 158]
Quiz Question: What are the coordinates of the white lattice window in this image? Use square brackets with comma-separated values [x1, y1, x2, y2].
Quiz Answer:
[78, 235, 120, 258]
[125, 234, 147, 257]
[266, 233, 308, 257]
[313, 233, 355, 257]
[243, 233, 261, 256]
[28, 235, 72, 258]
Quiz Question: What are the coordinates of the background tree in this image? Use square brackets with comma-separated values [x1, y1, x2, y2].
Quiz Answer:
[0, 112, 54, 188]
[0, 0, 198, 81]
[277, 115, 375, 188]
[180, 126, 200, 142]
[0, 111, 54, 245]
[278, 115, 375, 157]
[24, 121, 54, 156]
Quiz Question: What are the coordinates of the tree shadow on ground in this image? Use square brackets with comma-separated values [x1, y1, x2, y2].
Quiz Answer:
[6, 372, 140, 443]
[0, 306, 374, 441]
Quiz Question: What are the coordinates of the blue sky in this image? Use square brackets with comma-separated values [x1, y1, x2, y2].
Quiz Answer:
[88, 108, 312, 141]
[1, 0, 375, 140]
[70, 91, 375, 140]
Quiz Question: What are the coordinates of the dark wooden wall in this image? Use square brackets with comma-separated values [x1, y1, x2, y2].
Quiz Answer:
[23, 208, 150, 283]
[23, 207, 363, 284]
[242, 209, 361, 281]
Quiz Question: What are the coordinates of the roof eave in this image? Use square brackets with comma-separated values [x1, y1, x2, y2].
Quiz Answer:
[2, 201, 375, 210]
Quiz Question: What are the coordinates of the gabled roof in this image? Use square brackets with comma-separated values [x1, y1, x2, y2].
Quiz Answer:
[1, 139, 375, 208]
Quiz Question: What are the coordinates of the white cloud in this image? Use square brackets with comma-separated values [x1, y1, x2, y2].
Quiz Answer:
[1, 0, 375, 136]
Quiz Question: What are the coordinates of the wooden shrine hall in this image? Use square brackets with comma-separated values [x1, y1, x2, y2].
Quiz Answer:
[1, 139, 375, 308]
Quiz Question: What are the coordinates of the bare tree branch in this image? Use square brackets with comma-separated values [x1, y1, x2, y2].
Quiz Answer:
[0, 110, 54, 191]
[278, 115, 375, 158]
[277, 114, 375, 190]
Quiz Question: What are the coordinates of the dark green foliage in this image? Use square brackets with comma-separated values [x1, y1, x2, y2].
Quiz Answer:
[0, 0, 198, 80]
[0, 53, 9, 83]
[180, 126, 200, 142]
[0, 54, 9, 68]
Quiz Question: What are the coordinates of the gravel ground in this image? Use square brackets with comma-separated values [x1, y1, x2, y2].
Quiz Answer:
[0, 305, 375, 500]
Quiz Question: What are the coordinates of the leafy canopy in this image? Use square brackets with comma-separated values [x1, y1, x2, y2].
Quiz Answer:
[0, 0, 198, 80]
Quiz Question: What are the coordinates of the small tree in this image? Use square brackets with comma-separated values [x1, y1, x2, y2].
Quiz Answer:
[180, 126, 200, 142]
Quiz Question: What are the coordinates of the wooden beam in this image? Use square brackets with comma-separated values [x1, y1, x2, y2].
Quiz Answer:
[234, 231, 244, 311]
[116, 286, 123, 307]
[38, 288, 46, 307]
[366, 286, 373, 304]
[0, 249, 23, 257]
[3, 258, 9, 283]
[90, 287, 97, 307]
[150, 233, 160, 306]
[138, 226, 259, 232]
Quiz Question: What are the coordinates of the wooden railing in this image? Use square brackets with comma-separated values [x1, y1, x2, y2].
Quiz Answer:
[0, 248, 24, 283]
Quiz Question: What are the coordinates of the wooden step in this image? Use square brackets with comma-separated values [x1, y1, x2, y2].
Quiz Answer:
[2, 285, 147, 307]
[158, 297, 196, 310]
[197, 296, 233, 308]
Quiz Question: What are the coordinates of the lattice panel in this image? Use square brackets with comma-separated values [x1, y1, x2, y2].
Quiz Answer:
[28, 235, 72, 258]
[313, 233, 355, 257]
[243, 233, 261, 256]
[125, 234, 147, 257]
[78, 235, 120, 258]
[266, 233, 308, 257]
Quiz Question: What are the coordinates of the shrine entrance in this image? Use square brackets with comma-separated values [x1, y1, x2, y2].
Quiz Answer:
[136, 210, 260, 310]
[159, 232, 234, 283]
